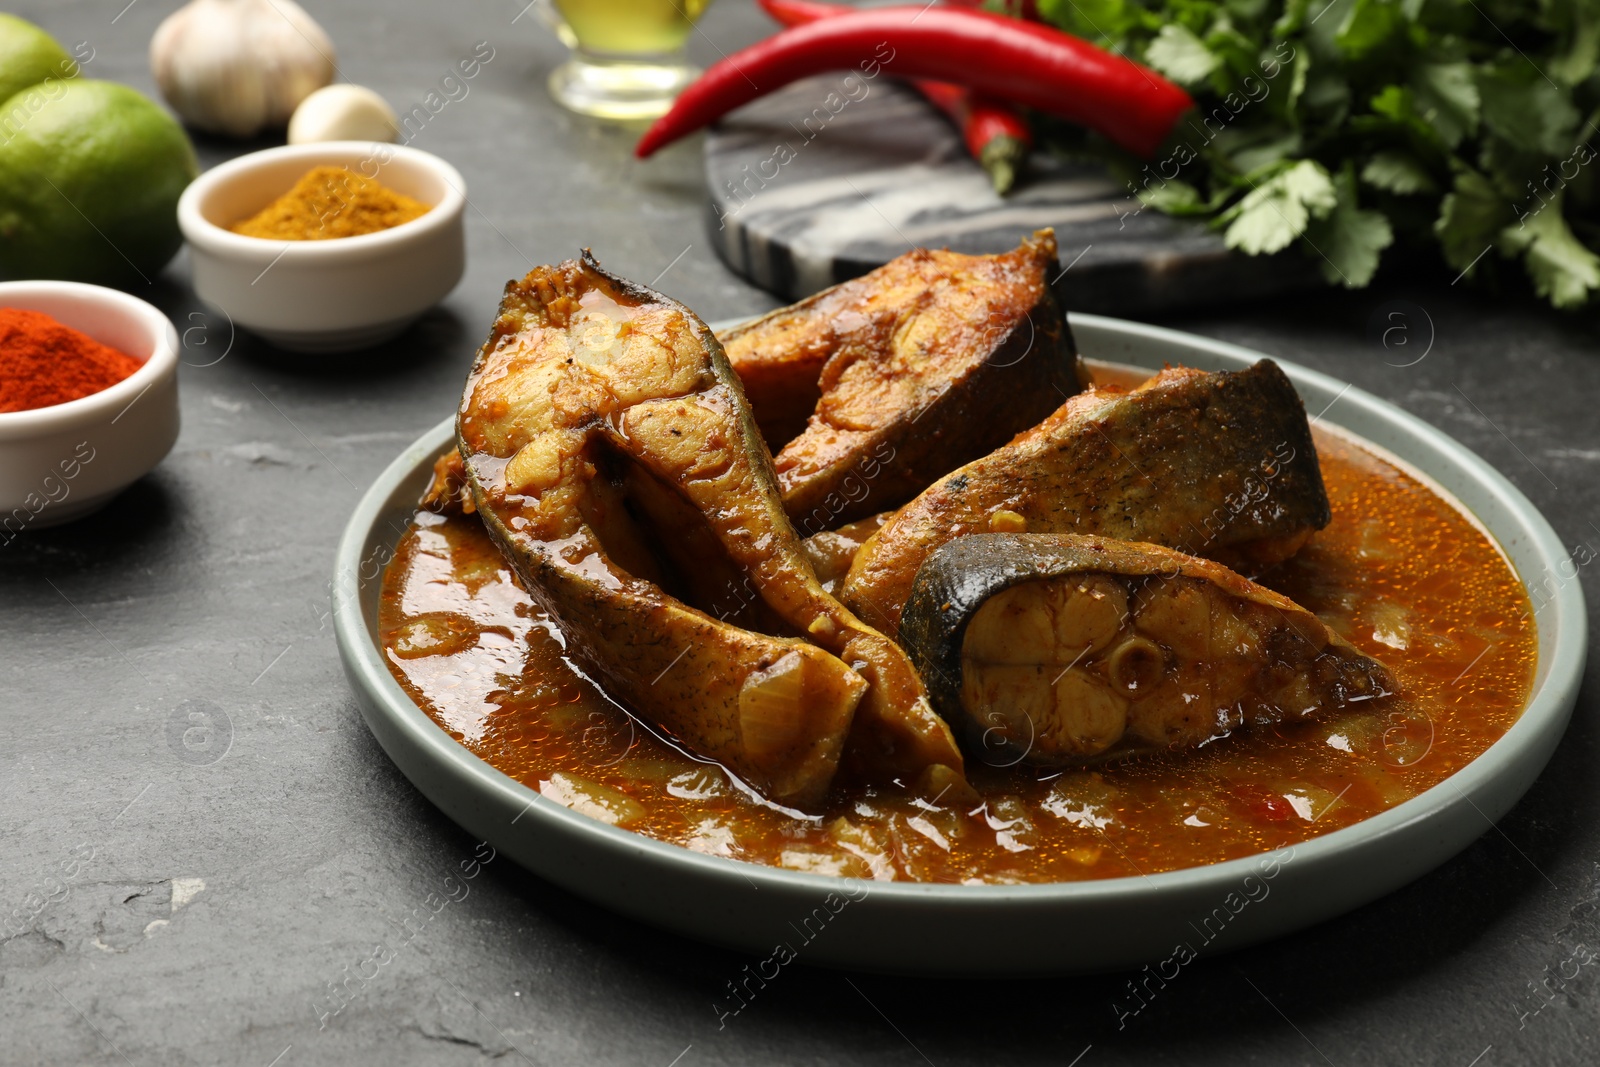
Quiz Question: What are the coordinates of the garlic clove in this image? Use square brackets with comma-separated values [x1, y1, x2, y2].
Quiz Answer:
[288, 84, 400, 144]
[150, 0, 336, 139]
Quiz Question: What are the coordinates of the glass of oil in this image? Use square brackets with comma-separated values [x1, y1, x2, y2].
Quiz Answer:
[541, 0, 713, 121]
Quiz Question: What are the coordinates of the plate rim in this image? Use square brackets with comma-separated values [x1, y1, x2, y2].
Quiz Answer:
[334, 312, 1586, 911]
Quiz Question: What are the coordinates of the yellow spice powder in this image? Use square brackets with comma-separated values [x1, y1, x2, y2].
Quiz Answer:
[230, 166, 431, 240]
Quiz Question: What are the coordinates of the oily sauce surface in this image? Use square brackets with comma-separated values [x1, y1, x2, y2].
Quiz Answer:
[378, 367, 1537, 884]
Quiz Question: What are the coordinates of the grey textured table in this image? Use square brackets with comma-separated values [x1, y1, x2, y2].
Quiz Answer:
[5, 2, 1599, 1065]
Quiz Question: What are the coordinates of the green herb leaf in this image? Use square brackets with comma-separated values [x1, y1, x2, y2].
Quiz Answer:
[1138, 179, 1205, 213]
[1221, 128, 1304, 174]
[1501, 194, 1600, 308]
[1361, 150, 1437, 194]
[1301, 68, 1352, 124]
[1334, 0, 1404, 61]
[1368, 84, 1437, 145]
[1034, 0, 1134, 41]
[1204, 21, 1262, 83]
[1478, 62, 1578, 157]
[1434, 167, 1513, 275]
[1409, 63, 1479, 150]
[1306, 165, 1395, 286]
[1145, 23, 1223, 86]
[1549, 7, 1600, 86]
[1272, 0, 1315, 38]
[1222, 159, 1339, 254]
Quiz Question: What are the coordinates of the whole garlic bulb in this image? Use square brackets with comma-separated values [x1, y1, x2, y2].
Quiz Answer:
[150, 0, 336, 139]
[288, 84, 399, 144]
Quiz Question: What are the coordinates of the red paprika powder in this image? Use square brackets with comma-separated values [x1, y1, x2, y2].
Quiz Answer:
[0, 308, 145, 414]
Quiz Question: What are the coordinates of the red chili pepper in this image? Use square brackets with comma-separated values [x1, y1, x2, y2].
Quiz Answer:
[634, 5, 1191, 161]
[759, 0, 1032, 194]
[913, 80, 1031, 195]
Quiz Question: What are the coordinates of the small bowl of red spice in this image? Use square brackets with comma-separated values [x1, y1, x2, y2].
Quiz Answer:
[178, 141, 467, 352]
[0, 281, 180, 532]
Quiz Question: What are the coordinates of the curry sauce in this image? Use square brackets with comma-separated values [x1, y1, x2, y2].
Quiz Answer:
[378, 368, 1537, 884]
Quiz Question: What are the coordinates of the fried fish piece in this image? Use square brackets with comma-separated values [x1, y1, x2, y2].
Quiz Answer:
[842, 361, 1331, 633]
[456, 251, 965, 807]
[901, 533, 1395, 765]
[718, 230, 1082, 532]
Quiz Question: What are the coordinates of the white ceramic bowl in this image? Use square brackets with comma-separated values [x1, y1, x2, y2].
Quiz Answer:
[0, 281, 179, 530]
[177, 141, 466, 352]
[334, 314, 1586, 976]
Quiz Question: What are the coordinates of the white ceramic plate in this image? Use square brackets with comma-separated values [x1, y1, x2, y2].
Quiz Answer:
[333, 314, 1585, 976]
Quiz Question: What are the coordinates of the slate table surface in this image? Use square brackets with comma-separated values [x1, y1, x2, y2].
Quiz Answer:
[5, 2, 1600, 1065]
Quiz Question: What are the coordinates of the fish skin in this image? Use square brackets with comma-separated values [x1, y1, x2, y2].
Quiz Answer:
[841, 360, 1332, 634]
[719, 230, 1082, 532]
[901, 533, 1395, 765]
[456, 251, 965, 807]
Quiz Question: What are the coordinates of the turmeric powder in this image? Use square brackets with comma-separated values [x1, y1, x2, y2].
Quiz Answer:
[230, 165, 430, 240]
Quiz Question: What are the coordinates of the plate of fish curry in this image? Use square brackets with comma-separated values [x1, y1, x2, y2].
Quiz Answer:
[367, 231, 1542, 888]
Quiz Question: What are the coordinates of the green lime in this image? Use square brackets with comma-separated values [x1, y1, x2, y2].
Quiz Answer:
[0, 79, 197, 287]
[0, 14, 76, 106]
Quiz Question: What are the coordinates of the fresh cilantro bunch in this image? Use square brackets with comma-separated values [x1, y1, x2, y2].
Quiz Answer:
[1030, 0, 1600, 307]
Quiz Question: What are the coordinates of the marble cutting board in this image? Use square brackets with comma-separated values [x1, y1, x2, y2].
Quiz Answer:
[703, 75, 1320, 313]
